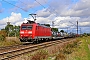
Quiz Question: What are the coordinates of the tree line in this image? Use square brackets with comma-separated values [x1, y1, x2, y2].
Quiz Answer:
[0, 24, 20, 41]
[2, 24, 20, 37]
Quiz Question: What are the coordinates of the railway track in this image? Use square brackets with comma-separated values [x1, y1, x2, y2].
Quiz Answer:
[0, 38, 75, 60]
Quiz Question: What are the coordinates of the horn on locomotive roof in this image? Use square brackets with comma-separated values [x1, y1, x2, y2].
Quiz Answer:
[29, 14, 37, 21]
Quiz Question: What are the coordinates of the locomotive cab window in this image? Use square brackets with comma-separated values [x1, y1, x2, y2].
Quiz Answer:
[21, 25, 32, 30]
[22, 26, 27, 30]
[27, 26, 32, 30]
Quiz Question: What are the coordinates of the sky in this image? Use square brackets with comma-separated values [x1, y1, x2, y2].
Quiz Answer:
[0, 0, 90, 34]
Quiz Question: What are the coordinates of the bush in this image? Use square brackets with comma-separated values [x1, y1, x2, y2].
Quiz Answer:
[31, 50, 48, 60]
[0, 35, 5, 41]
[55, 52, 66, 60]
[0, 30, 7, 41]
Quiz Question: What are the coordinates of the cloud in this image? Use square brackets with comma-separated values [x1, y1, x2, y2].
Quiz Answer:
[36, 17, 51, 24]
[0, 25, 6, 29]
[79, 22, 90, 27]
[60, 0, 90, 17]
[36, 8, 51, 17]
[0, 12, 24, 29]
[34, 0, 90, 33]
[8, 12, 22, 23]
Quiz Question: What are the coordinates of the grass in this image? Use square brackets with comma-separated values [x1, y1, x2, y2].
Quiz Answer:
[10, 36, 90, 60]
[31, 49, 48, 60]
[82, 36, 90, 60]
[0, 37, 21, 47]
[68, 36, 90, 60]
[30, 38, 79, 60]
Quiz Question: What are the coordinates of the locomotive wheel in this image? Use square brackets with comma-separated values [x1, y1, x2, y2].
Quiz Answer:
[45, 38, 49, 42]
[34, 39, 39, 44]
[39, 38, 43, 43]
[33, 41, 36, 44]
[20, 39, 24, 42]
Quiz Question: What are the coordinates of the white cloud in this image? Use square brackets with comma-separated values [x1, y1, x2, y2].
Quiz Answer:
[60, 0, 90, 17]
[0, 25, 6, 29]
[0, 12, 24, 29]
[0, 17, 8, 25]
[8, 12, 22, 24]
[36, 8, 51, 17]
[15, 21, 23, 26]
[79, 22, 90, 27]
[36, 17, 51, 24]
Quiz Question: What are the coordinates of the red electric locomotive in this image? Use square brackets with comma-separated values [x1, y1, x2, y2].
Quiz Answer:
[20, 20, 52, 43]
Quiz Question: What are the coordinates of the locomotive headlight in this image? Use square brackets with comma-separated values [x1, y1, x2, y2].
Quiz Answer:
[20, 31, 24, 34]
[28, 31, 32, 34]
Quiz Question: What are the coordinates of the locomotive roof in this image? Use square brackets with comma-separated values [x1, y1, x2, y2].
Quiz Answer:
[21, 20, 50, 28]
[22, 20, 36, 24]
[37, 23, 50, 28]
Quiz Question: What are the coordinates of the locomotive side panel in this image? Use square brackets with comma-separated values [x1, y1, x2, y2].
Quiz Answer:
[35, 25, 52, 39]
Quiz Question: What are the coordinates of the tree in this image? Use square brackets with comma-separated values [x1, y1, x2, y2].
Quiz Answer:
[4, 24, 20, 37]
[5, 24, 13, 33]
[60, 30, 64, 33]
[13, 26, 20, 37]
[51, 28, 58, 32]
[44, 24, 50, 27]
[0, 30, 7, 41]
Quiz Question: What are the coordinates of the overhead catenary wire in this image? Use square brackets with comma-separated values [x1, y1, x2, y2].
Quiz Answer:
[2, 0, 38, 20]
[2, 0, 27, 12]
[69, 21, 79, 34]
[43, 0, 58, 16]
[43, 0, 72, 29]
[18, 0, 39, 20]
[47, 1, 77, 30]
[19, 0, 37, 13]
[69, 21, 77, 27]
[42, 0, 62, 28]
[34, 0, 45, 8]
[48, 0, 79, 32]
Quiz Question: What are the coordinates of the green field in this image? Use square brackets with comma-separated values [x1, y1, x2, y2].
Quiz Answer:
[68, 36, 90, 60]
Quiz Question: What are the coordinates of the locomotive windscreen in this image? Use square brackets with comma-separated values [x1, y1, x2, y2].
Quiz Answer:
[21, 25, 32, 30]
